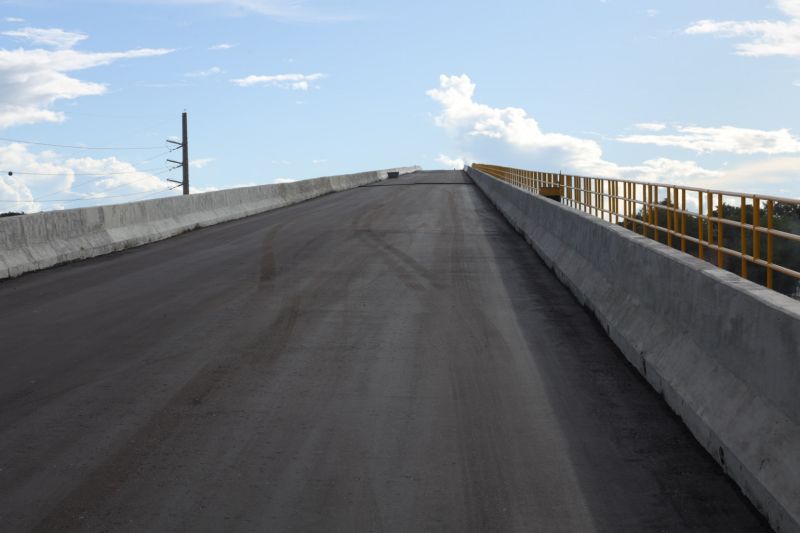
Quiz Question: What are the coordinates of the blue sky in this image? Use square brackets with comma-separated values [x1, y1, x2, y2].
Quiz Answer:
[1, 0, 799, 212]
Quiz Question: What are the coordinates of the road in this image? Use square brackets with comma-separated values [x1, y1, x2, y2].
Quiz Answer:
[0, 170, 768, 532]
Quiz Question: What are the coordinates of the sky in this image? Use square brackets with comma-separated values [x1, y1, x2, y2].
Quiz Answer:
[1, 0, 800, 212]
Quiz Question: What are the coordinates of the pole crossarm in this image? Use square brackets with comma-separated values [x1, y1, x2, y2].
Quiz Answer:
[164, 112, 190, 195]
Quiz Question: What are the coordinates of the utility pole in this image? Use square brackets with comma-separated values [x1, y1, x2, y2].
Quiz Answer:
[166, 111, 189, 195]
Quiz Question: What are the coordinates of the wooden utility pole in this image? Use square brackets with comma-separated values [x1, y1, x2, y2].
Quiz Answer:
[166, 111, 190, 195]
[181, 112, 189, 195]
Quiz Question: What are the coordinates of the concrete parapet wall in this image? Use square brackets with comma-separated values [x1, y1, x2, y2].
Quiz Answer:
[467, 165, 800, 533]
[0, 166, 420, 279]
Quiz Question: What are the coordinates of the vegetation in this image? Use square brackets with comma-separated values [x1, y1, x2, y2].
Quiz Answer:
[0, 211, 24, 217]
[627, 200, 800, 298]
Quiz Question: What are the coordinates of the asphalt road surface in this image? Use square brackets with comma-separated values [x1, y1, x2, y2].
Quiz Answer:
[0, 170, 769, 532]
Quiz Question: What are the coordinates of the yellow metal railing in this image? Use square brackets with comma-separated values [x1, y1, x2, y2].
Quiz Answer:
[472, 163, 800, 296]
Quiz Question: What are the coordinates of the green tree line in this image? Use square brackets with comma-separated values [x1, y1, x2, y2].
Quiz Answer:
[627, 201, 800, 297]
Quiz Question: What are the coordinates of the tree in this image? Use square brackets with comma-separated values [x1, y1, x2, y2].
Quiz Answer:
[627, 200, 800, 297]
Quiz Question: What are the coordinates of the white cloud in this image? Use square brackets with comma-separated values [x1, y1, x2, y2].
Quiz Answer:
[5, 17, 25, 23]
[646, 8, 659, 17]
[634, 122, 667, 132]
[436, 154, 465, 169]
[190, 158, 215, 168]
[427, 74, 619, 176]
[0, 143, 173, 213]
[231, 73, 325, 90]
[0, 29, 173, 128]
[622, 157, 721, 184]
[185, 66, 222, 77]
[311, 159, 327, 164]
[686, 0, 800, 57]
[2, 27, 88, 49]
[190, 185, 220, 193]
[191, 181, 256, 193]
[793, 80, 800, 86]
[209, 43, 236, 50]
[713, 157, 800, 197]
[428, 74, 800, 201]
[273, 177, 297, 183]
[124, 0, 359, 22]
[427, 74, 721, 185]
[618, 125, 800, 154]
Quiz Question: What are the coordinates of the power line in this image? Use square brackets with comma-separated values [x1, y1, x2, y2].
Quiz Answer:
[3, 166, 169, 176]
[31, 168, 174, 202]
[71, 168, 173, 189]
[0, 137, 167, 150]
[61, 110, 169, 120]
[0, 185, 182, 204]
[138, 146, 181, 164]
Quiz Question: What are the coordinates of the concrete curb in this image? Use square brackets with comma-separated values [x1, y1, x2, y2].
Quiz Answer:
[0, 166, 421, 280]
[467, 165, 800, 533]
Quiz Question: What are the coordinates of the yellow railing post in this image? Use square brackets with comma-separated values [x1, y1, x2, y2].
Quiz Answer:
[681, 188, 687, 253]
[644, 184, 650, 236]
[753, 197, 761, 263]
[717, 193, 724, 268]
[707, 191, 713, 247]
[666, 186, 673, 248]
[767, 200, 774, 289]
[595, 178, 600, 218]
[740, 196, 747, 279]
[473, 163, 798, 295]
[568, 175, 573, 207]
[626, 182, 631, 230]
[652, 185, 659, 242]
[698, 191, 704, 260]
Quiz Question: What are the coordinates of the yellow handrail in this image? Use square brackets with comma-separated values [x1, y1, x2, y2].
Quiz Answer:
[472, 163, 800, 296]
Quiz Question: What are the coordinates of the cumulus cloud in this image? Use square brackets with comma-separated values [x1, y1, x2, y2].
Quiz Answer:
[122, 0, 359, 22]
[686, 0, 800, 57]
[436, 154, 465, 169]
[190, 158, 215, 168]
[0, 28, 173, 129]
[2, 27, 88, 49]
[712, 157, 800, 196]
[620, 158, 721, 184]
[185, 66, 222, 77]
[427, 74, 721, 185]
[427, 74, 800, 199]
[231, 73, 325, 90]
[0, 143, 174, 212]
[427, 74, 621, 176]
[634, 122, 667, 132]
[618, 125, 800, 154]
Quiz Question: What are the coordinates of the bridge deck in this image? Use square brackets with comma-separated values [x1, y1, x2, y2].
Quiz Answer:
[0, 170, 767, 532]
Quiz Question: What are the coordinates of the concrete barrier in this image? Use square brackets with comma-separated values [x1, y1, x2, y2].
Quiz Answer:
[0, 166, 420, 280]
[467, 165, 800, 533]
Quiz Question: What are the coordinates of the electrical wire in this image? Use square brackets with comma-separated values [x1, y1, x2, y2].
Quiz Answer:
[30, 168, 174, 202]
[0, 116, 185, 208]
[137, 145, 181, 165]
[0, 185, 182, 204]
[3, 166, 169, 176]
[61, 110, 169, 120]
[0, 137, 167, 150]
